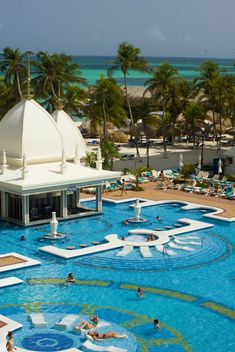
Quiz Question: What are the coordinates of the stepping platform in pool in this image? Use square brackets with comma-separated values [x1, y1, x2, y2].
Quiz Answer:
[174, 238, 201, 245]
[55, 314, 79, 330]
[29, 313, 48, 328]
[39, 219, 212, 259]
[0, 253, 41, 273]
[83, 339, 127, 352]
[116, 246, 133, 257]
[168, 242, 194, 251]
[39, 236, 124, 259]
[140, 246, 152, 257]
[0, 277, 24, 288]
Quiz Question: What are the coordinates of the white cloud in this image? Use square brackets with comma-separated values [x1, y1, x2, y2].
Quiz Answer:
[148, 24, 167, 42]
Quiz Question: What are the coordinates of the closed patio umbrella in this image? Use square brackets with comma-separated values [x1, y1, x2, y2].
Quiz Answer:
[218, 158, 222, 174]
[197, 154, 202, 170]
[179, 153, 183, 170]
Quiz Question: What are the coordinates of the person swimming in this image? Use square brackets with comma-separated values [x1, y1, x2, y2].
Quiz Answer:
[153, 319, 161, 329]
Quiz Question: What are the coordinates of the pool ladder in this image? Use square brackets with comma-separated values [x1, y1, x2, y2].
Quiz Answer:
[201, 237, 220, 251]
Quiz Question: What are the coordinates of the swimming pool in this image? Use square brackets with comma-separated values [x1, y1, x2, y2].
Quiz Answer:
[0, 199, 235, 351]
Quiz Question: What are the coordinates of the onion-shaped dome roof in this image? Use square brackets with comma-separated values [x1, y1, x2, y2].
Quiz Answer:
[52, 109, 87, 158]
[0, 99, 63, 166]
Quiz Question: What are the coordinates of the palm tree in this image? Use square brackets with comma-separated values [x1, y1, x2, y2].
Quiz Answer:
[32, 52, 86, 106]
[183, 102, 205, 149]
[212, 74, 235, 142]
[145, 62, 178, 155]
[0, 47, 32, 100]
[87, 75, 126, 140]
[195, 61, 222, 142]
[63, 85, 87, 116]
[109, 42, 149, 157]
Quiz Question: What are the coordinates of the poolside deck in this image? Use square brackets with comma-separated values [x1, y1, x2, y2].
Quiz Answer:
[81, 183, 235, 218]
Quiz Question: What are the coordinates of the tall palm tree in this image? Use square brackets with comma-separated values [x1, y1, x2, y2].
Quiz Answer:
[195, 61, 222, 142]
[109, 42, 149, 157]
[145, 62, 178, 155]
[183, 102, 205, 149]
[32, 52, 86, 106]
[213, 74, 235, 142]
[87, 76, 126, 140]
[0, 47, 32, 100]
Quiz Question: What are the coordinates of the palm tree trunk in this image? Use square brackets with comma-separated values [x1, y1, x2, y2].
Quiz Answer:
[102, 98, 108, 140]
[50, 80, 58, 100]
[162, 104, 167, 157]
[212, 107, 217, 143]
[16, 73, 23, 100]
[123, 72, 140, 159]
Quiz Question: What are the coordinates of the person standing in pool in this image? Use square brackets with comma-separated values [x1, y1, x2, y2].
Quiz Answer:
[137, 287, 143, 298]
[6, 331, 16, 352]
[67, 273, 75, 283]
[153, 319, 161, 329]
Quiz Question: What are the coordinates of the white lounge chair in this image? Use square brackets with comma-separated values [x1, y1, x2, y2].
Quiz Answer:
[54, 314, 78, 330]
[116, 246, 133, 257]
[82, 340, 127, 352]
[29, 313, 47, 328]
[74, 320, 110, 334]
[140, 246, 152, 257]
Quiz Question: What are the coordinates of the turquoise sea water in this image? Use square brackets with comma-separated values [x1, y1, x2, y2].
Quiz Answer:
[73, 56, 235, 86]
[0, 200, 235, 351]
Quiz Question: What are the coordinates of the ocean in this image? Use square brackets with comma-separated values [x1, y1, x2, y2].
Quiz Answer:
[73, 56, 235, 87]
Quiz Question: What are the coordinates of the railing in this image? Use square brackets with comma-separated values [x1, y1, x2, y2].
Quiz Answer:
[163, 246, 170, 259]
[201, 237, 220, 251]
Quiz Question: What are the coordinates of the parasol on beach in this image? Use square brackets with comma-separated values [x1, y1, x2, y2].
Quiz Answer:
[197, 154, 202, 170]
[218, 158, 223, 174]
[179, 153, 183, 170]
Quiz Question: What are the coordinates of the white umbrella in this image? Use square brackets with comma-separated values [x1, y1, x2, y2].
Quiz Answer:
[179, 153, 183, 170]
[218, 158, 222, 174]
[197, 154, 202, 170]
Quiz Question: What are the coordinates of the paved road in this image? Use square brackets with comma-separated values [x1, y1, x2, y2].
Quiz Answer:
[113, 146, 225, 171]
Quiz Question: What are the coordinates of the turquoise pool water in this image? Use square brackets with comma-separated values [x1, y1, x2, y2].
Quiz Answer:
[0, 200, 235, 351]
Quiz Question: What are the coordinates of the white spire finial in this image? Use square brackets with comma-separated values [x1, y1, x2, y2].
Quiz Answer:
[60, 149, 67, 174]
[1, 149, 8, 174]
[96, 147, 103, 170]
[21, 154, 28, 179]
[74, 143, 80, 165]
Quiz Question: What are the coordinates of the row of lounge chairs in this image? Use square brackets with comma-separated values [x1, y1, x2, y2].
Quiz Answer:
[29, 313, 127, 351]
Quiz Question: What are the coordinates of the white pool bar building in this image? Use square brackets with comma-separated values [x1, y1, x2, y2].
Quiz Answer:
[0, 97, 120, 226]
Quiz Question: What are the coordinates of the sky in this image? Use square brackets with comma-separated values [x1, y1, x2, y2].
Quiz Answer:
[0, 0, 235, 58]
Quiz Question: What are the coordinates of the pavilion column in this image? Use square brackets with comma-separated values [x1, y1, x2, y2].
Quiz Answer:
[22, 195, 29, 225]
[96, 185, 102, 212]
[75, 188, 80, 207]
[1, 191, 7, 218]
[60, 190, 68, 217]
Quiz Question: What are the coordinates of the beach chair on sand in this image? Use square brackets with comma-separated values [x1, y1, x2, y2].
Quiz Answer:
[54, 314, 78, 330]
[29, 313, 47, 328]
[82, 340, 127, 352]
